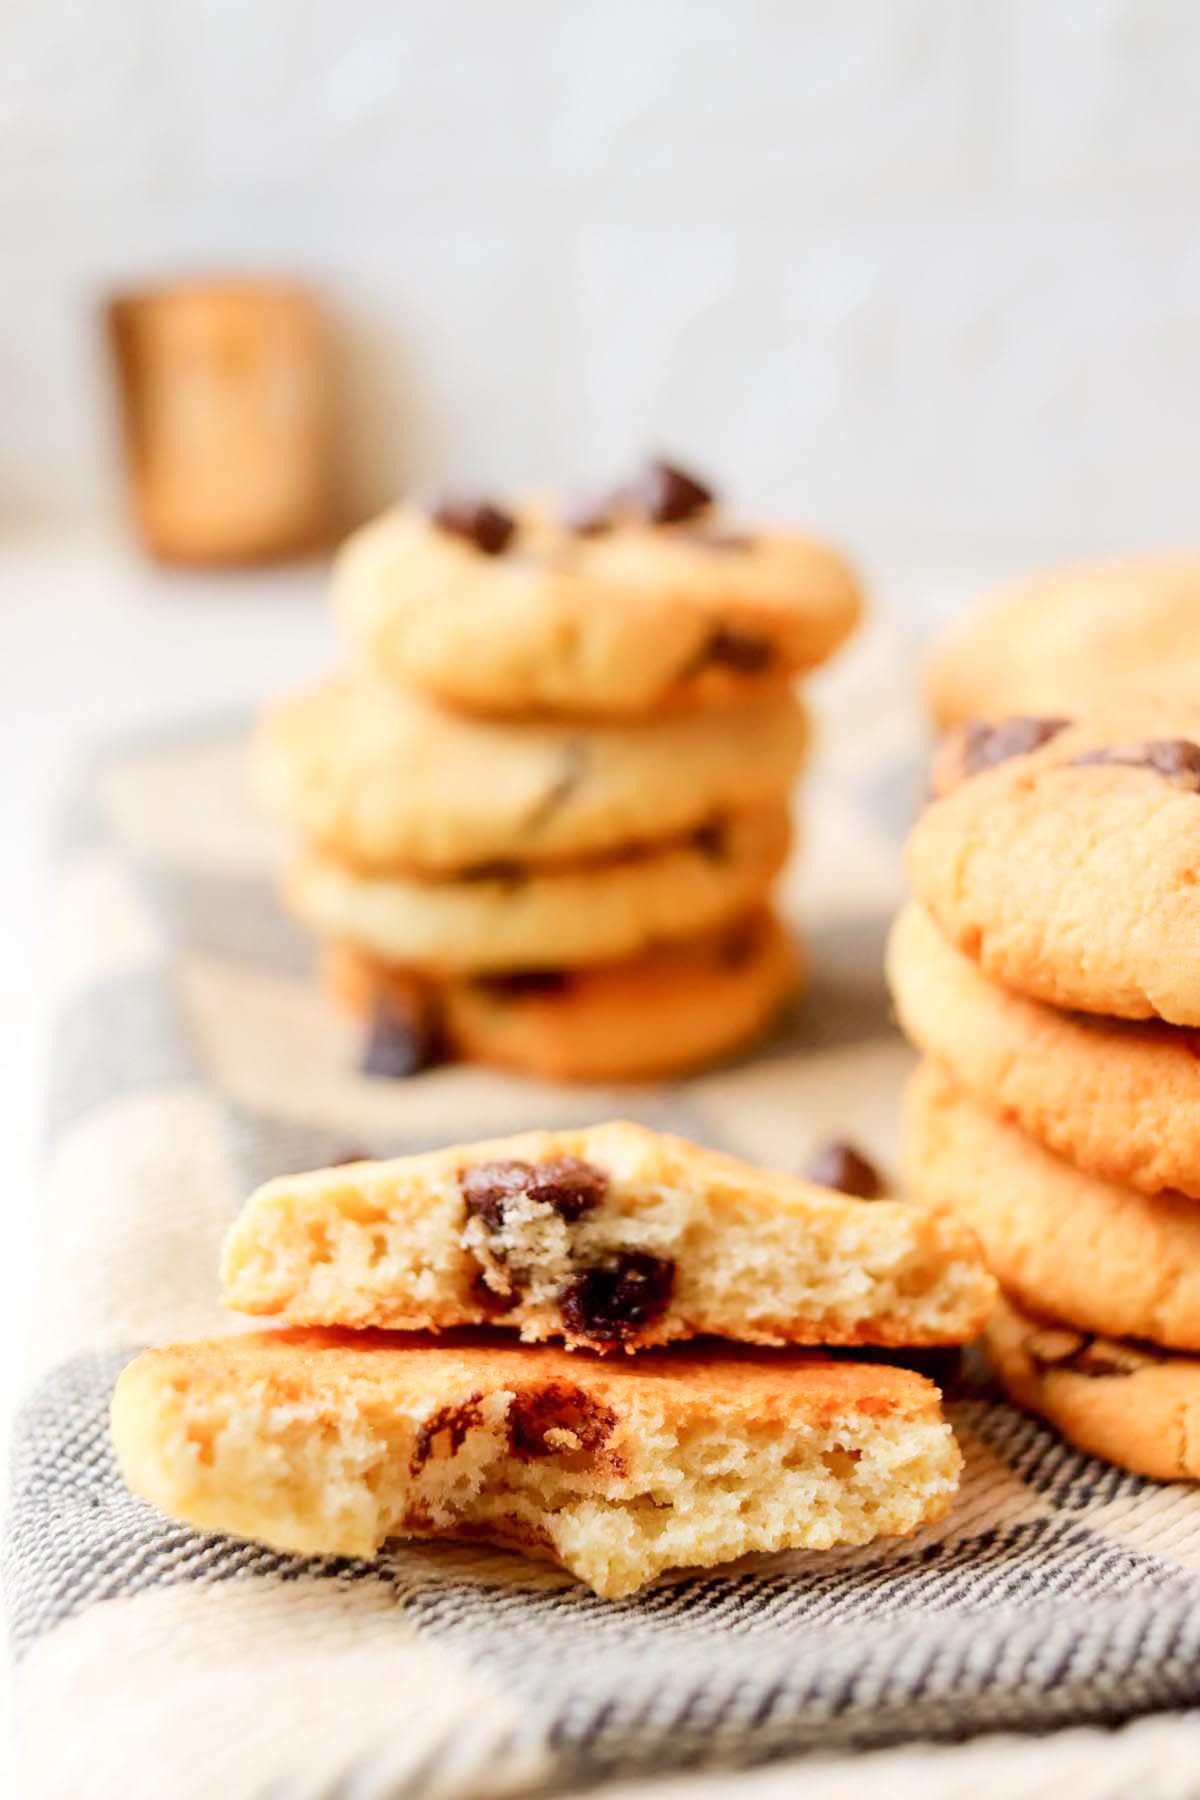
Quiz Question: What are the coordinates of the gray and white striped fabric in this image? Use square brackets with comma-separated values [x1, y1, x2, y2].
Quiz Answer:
[8, 708, 1200, 1800]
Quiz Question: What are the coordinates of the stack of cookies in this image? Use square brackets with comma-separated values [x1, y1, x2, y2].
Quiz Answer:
[888, 711, 1200, 1482]
[113, 1121, 995, 1596]
[253, 459, 862, 1082]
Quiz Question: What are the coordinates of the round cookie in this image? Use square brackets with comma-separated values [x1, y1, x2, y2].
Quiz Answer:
[333, 489, 861, 720]
[924, 553, 1200, 728]
[985, 1292, 1200, 1484]
[324, 911, 799, 1082]
[888, 901, 1200, 1198]
[255, 673, 808, 875]
[287, 806, 791, 974]
[908, 709, 1200, 1025]
[903, 1062, 1200, 1351]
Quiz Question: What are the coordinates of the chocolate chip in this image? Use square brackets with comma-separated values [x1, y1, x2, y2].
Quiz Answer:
[361, 996, 443, 1079]
[460, 1155, 609, 1230]
[470, 969, 574, 1000]
[428, 496, 515, 555]
[960, 716, 1071, 777]
[700, 624, 774, 673]
[691, 818, 729, 861]
[1025, 1327, 1161, 1379]
[627, 457, 715, 526]
[715, 917, 761, 969]
[507, 1381, 616, 1459]
[802, 1139, 885, 1199]
[410, 1395, 485, 1473]
[559, 1252, 675, 1346]
[1068, 738, 1200, 791]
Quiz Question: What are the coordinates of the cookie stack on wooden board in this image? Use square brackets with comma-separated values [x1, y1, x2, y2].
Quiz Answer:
[253, 459, 862, 1082]
[112, 1121, 995, 1597]
[888, 710, 1200, 1481]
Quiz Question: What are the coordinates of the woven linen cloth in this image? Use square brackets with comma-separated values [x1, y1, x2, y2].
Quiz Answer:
[8, 699, 1200, 1800]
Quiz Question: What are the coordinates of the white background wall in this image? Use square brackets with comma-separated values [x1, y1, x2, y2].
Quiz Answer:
[3, 0, 1200, 580]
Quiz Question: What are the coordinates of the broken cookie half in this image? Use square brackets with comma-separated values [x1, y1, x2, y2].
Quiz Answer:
[111, 1330, 962, 1598]
[221, 1120, 995, 1353]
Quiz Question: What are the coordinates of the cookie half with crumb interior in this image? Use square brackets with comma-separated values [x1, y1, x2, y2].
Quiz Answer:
[324, 909, 799, 1083]
[111, 1330, 961, 1597]
[221, 1120, 995, 1352]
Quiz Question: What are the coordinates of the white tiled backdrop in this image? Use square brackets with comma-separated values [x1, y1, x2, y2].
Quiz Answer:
[3, 0, 1200, 596]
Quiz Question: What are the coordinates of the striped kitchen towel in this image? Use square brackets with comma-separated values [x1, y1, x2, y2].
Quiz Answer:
[7, 711, 1200, 1800]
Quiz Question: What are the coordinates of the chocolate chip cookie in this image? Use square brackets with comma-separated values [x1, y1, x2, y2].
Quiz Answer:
[325, 909, 799, 1083]
[254, 673, 808, 875]
[903, 1062, 1200, 1351]
[333, 459, 861, 720]
[221, 1119, 996, 1352]
[985, 1292, 1200, 1483]
[112, 1330, 961, 1595]
[908, 710, 1200, 1025]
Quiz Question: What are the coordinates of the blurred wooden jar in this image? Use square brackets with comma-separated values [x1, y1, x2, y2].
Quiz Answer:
[107, 280, 334, 565]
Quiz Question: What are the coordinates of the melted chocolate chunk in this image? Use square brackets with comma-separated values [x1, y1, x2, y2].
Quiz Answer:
[361, 996, 443, 1079]
[960, 716, 1071, 778]
[410, 1394, 484, 1473]
[470, 968, 574, 1000]
[715, 917, 762, 969]
[803, 1139, 885, 1199]
[428, 496, 515, 555]
[1025, 1328, 1162, 1379]
[460, 1155, 609, 1230]
[559, 1252, 676, 1345]
[1068, 738, 1200, 791]
[700, 624, 773, 673]
[507, 1381, 616, 1459]
[691, 817, 729, 861]
[627, 457, 715, 526]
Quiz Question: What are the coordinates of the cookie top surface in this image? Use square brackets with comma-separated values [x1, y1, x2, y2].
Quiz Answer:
[333, 472, 861, 718]
[985, 1292, 1200, 1483]
[888, 902, 1200, 1198]
[904, 1061, 1200, 1352]
[908, 708, 1200, 1024]
[117, 1327, 942, 1422]
[924, 553, 1200, 728]
[286, 805, 791, 973]
[255, 673, 808, 874]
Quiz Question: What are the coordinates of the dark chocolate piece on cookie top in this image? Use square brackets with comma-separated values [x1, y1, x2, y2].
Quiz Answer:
[559, 1252, 676, 1346]
[803, 1139, 885, 1199]
[626, 457, 715, 526]
[460, 1155, 609, 1229]
[428, 495, 516, 555]
[1068, 737, 1200, 791]
[700, 624, 774, 672]
[960, 715, 1071, 778]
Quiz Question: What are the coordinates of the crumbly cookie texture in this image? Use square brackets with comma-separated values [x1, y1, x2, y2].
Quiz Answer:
[111, 1330, 961, 1597]
[254, 674, 809, 876]
[985, 1292, 1200, 1484]
[326, 910, 798, 1084]
[333, 497, 861, 720]
[888, 902, 1200, 1199]
[285, 806, 791, 975]
[908, 710, 1200, 1025]
[903, 1062, 1200, 1351]
[924, 553, 1200, 729]
[221, 1120, 995, 1352]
